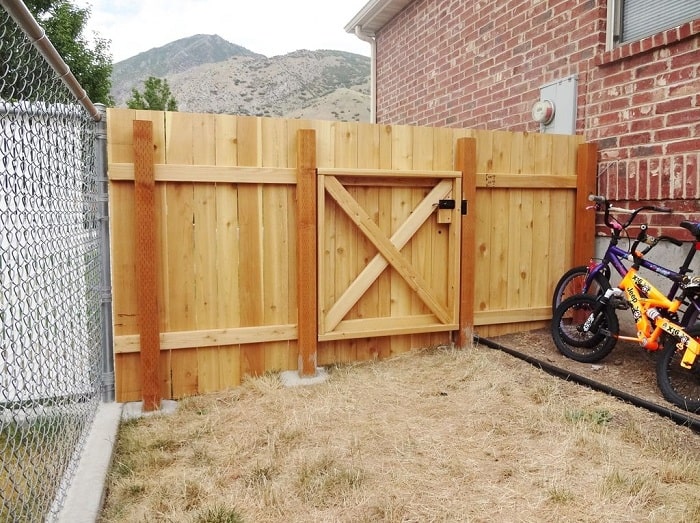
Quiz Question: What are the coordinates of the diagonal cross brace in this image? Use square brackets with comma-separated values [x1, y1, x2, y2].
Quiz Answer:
[323, 176, 454, 332]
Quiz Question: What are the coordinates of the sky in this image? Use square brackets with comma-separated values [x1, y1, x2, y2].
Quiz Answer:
[76, 0, 373, 63]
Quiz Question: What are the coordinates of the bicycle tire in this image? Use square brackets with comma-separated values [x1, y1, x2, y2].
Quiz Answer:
[656, 328, 700, 413]
[551, 265, 610, 312]
[551, 294, 619, 363]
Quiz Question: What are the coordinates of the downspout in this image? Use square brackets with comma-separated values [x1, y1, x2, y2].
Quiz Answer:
[354, 25, 377, 124]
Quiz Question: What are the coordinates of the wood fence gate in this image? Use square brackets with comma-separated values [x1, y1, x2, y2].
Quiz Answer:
[317, 168, 462, 341]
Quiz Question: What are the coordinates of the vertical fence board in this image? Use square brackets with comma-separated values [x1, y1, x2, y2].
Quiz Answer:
[218, 345, 241, 390]
[333, 122, 359, 363]
[197, 346, 220, 394]
[115, 353, 141, 403]
[429, 128, 455, 346]
[215, 186, 240, 328]
[163, 184, 195, 331]
[159, 350, 172, 399]
[457, 137, 476, 347]
[410, 125, 434, 349]
[389, 125, 414, 353]
[297, 129, 318, 376]
[487, 197, 508, 308]
[237, 117, 265, 377]
[575, 142, 598, 267]
[164, 113, 200, 394]
[194, 184, 218, 330]
[262, 118, 292, 371]
[375, 125, 394, 358]
[353, 125, 378, 360]
[110, 183, 137, 336]
[531, 189, 551, 308]
[133, 120, 161, 411]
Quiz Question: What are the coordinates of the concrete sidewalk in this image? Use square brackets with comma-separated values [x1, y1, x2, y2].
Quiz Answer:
[56, 400, 178, 522]
[57, 402, 122, 523]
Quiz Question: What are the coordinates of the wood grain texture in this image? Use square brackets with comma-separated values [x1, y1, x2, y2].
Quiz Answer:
[108, 109, 587, 395]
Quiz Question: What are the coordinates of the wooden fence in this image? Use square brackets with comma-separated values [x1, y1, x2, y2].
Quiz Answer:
[107, 108, 594, 404]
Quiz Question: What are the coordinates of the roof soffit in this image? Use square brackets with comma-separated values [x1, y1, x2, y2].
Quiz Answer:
[344, 0, 414, 35]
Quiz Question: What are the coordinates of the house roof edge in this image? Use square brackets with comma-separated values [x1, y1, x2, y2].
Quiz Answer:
[344, 0, 414, 35]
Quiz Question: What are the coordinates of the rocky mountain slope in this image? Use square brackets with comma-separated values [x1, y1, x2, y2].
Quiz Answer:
[110, 34, 371, 122]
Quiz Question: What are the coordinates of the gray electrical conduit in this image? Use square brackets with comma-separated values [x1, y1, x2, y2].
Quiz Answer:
[473, 334, 700, 432]
[1, 0, 101, 121]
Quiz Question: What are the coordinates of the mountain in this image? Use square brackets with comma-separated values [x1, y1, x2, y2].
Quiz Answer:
[110, 34, 371, 122]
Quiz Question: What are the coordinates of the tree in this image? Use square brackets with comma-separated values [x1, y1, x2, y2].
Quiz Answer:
[127, 77, 178, 111]
[25, 0, 113, 105]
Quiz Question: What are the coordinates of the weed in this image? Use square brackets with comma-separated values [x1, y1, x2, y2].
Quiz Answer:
[194, 505, 245, 523]
[564, 408, 612, 426]
[547, 485, 574, 504]
[245, 464, 276, 489]
[296, 455, 365, 507]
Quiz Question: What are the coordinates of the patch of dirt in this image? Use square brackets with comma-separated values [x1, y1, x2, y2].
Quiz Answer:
[482, 327, 700, 427]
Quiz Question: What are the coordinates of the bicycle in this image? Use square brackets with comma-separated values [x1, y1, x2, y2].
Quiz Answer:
[551, 223, 700, 412]
[552, 196, 700, 330]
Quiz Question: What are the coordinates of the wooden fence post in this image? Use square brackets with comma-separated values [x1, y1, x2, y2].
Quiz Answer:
[296, 129, 318, 376]
[456, 137, 477, 348]
[133, 120, 161, 411]
[574, 142, 598, 267]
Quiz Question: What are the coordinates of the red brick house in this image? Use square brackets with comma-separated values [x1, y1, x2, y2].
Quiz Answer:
[346, 0, 700, 244]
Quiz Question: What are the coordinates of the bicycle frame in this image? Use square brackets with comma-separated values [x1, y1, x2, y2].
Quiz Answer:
[612, 267, 700, 368]
[586, 243, 690, 302]
[583, 195, 697, 304]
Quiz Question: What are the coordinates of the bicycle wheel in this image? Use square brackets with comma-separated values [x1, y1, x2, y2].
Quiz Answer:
[551, 265, 610, 312]
[551, 294, 619, 363]
[680, 294, 700, 330]
[656, 328, 700, 413]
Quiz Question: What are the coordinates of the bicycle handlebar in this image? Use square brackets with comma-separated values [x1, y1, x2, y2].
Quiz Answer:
[587, 194, 672, 231]
[629, 226, 685, 263]
[656, 235, 684, 247]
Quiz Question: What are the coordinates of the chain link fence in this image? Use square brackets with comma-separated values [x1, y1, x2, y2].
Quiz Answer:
[0, 3, 108, 521]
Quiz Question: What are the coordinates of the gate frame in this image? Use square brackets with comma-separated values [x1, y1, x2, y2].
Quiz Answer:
[296, 133, 477, 377]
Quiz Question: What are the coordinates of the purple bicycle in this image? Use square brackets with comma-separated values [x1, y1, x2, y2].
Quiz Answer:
[552, 195, 700, 328]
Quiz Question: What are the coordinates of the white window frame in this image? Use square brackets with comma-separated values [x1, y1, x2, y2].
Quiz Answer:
[605, 0, 622, 51]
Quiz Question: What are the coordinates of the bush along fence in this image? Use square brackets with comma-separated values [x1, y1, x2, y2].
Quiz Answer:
[107, 109, 596, 405]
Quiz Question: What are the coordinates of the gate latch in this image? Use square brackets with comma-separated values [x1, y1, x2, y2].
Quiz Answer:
[437, 199, 468, 215]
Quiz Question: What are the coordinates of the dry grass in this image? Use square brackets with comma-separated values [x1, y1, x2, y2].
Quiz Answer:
[100, 343, 700, 523]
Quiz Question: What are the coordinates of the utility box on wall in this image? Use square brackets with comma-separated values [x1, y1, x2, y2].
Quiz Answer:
[532, 75, 578, 134]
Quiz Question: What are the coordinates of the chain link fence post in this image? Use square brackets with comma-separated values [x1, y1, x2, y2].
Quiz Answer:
[96, 104, 115, 403]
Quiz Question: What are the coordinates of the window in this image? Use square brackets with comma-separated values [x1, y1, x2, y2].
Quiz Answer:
[607, 0, 700, 49]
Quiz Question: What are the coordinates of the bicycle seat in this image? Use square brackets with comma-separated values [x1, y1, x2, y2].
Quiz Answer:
[682, 275, 700, 290]
[680, 220, 700, 239]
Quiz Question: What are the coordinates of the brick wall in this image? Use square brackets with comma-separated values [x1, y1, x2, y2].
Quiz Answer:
[592, 22, 700, 237]
[374, 0, 700, 238]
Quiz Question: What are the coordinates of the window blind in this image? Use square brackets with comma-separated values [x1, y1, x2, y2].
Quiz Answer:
[622, 0, 700, 43]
